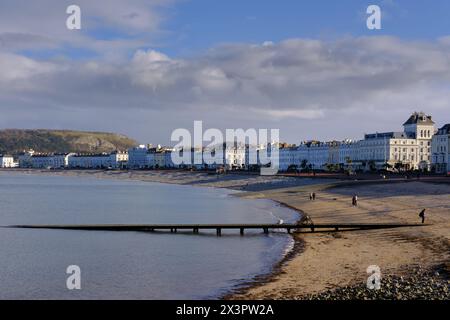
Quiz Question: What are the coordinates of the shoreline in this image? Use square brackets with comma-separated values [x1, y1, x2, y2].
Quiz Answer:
[1, 168, 449, 299]
[221, 228, 306, 300]
[220, 195, 308, 300]
[0, 168, 308, 300]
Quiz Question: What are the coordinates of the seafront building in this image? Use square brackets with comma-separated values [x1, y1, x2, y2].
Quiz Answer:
[155, 147, 175, 168]
[431, 124, 450, 174]
[354, 112, 435, 171]
[29, 153, 73, 169]
[7, 112, 448, 174]
[67, 151, 128, 169]
[67, 153, 111, 169]
[0, 154, 15, 168]
[128, 145, 175, 169]
[279, 146, 298, 172]
[224, 143, 246, 170]
[338, 140, 358, 167]
[128, 145, 156, 169]
[274, 112, 437, 172]
[169, 143, 246, 170]
[18, 150, 35, 168]
[110, 151, 129, 168]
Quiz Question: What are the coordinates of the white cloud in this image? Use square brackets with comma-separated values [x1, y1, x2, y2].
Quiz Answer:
[1, 36, 450, 143]
[0, 0, 175, 58]
[251, 108, 325, 120]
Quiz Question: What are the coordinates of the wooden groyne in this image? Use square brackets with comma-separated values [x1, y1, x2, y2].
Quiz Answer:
[7, 223, 427, 236]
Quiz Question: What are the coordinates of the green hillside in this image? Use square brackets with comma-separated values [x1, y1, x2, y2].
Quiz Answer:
[0, 129, 137, 154]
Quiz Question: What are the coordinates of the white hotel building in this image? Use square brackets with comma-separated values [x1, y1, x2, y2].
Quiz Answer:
[356, 112, 435, 171]
[29, 153, 73, 169]
[338, 140, 359, 165]
[276, 112, 437, 172]
[128, 145, 156, 169]
[0, 155, 15, 168]
[279, 146, 298, 172]
[128, 145, 175, 169]
[18, 150, 35, 168]
[431, 124, 450, 174]
[68, 151, 128, 169]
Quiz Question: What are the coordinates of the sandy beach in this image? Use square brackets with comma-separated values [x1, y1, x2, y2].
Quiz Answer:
[233, 179, 450, 299]
[2, 169, 449, 299]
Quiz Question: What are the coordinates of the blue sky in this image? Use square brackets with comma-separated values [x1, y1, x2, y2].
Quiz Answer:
[90, 0, 450, 58]
[1, 0, 450, 144]
[163, 0, 450, 55]
[16, 0, 450, 60]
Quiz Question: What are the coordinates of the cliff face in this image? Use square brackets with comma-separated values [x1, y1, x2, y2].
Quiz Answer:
[0, 129, 137, 154]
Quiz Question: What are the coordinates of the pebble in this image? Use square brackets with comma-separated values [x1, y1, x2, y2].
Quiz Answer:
[303, 266, 450, 300]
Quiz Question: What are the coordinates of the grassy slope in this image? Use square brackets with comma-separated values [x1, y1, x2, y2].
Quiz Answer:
[0, 129, 137, 154]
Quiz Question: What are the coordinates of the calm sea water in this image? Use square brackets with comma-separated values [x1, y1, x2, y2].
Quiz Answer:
[0, 172, 299, 299]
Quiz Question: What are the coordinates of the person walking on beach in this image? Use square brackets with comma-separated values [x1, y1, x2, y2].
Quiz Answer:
[419, 209, 426, 224]
[309, 192, 313, 201]
[352, 195, 358, 206]
[312, 192, 316, 201]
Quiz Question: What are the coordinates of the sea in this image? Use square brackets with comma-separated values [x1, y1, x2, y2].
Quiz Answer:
[0, 172, 300, 299]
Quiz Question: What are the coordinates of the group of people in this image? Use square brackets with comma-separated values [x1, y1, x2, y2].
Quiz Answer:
[306, 192, 427, 224]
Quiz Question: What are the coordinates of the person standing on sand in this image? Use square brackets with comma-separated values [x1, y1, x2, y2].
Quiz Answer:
[352, 195, 358, 206]
[419, 209, 426, 223]
[309, 192, 313, 201]
[312, 192, 316, 201]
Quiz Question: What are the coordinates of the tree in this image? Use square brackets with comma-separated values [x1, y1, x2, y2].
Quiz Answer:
[300, 159, 308, 170]
[344, 157, 354, 174]
[382, 162, 392, 170]
[368, 160, 376, 172]
[394, 162, 404, 172]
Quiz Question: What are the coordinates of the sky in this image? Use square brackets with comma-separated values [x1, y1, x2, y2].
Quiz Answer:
[1, 0, 450, 145]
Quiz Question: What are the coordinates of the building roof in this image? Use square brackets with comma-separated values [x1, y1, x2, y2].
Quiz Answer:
[364, 131, 414, 140]
[31, 153, 70, 157]
[437, 124, 450, 135]
[72, 153, 110, 157]
[403, 112, 435, 126]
